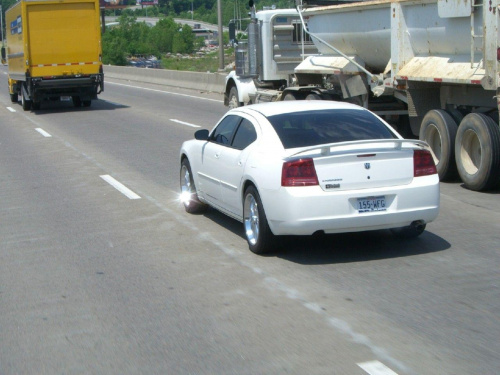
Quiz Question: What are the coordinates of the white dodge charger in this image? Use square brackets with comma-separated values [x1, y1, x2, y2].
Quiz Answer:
[180, 101, 440, 254]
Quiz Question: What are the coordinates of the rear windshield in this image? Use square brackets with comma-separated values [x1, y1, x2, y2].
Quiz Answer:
[267, 109, 397, 149]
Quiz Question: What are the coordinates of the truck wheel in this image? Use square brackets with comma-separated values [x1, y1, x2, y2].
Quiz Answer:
[243, 186, 274, 254]
[21, 92, 32, 111]
[283, 92, 297, 100]
[73, 96, 82, 107]
[83, 100, 91, 107]
[10, 93, 18, 103]
[419, 109, 458, 181]
[455, 113, 500, 191]
[228, 87, 240, 109]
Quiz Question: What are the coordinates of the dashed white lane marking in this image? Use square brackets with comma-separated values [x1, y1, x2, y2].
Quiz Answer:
[7, 107, 16, 112]
[35, 128, 52, 137]
[358, 360, 399, 375]
[106, 81, 223, 103]
[170, 119, 200, 128]
[100, 175, 141, 200]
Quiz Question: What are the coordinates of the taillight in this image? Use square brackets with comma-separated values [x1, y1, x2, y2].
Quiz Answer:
[414, 149, 437, 177]
[282, 158, 319, 186]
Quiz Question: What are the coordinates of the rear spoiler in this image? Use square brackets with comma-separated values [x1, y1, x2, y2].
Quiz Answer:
[290, 139, 429, 157]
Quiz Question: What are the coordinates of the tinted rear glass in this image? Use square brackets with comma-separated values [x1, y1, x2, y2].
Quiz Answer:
[267, 109, 397, 149]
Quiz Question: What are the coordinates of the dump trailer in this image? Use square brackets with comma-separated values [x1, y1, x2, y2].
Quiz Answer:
[225, 0, 500, 191]
[2, 0, 104, 110]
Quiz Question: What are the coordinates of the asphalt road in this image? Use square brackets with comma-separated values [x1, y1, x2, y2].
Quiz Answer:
[1, 65, 499, 375]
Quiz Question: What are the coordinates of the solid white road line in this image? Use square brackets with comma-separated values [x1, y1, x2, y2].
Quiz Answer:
[358, 360, 399, 375]
[35, 128, 52, 137]
[170, 119, 200, 128]
[7, 107, 16, 112]
[100, 175, 141, 200]
[106, 81, 223, 103]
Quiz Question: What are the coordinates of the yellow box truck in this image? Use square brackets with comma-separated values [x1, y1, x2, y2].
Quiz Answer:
[1, 0, 104, 110]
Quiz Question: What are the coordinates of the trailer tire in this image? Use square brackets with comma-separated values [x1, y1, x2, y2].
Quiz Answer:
[419, 109, 458, 181]
[10, 93, 18, 103]
[228, 87, 240, 109]
[455, 113, 500, 191]
[306, 93, 322, 100]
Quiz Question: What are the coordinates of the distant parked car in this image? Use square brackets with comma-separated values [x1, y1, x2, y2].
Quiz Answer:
[179, 101, 440, 254]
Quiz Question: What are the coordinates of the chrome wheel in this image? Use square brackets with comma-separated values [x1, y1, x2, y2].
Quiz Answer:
[242, 186, 273, 254]
[180, 159, 206, 213]
[244, 193, 259, 246]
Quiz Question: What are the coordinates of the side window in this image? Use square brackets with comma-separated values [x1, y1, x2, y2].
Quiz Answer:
[211, 115, 242, 145]
[231, 119, 257, 150]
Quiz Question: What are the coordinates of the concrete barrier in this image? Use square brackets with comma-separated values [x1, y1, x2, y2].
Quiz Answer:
[103, 65, 227, 94]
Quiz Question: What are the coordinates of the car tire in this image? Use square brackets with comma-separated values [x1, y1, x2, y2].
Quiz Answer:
[228, 87, 240, 109]
[419, 109, 459, 181]
[455, 113, 500, 191]
[180, 158, 207, 214]
[83, 100, 92, 107]
[243, 186, 274, 254]
[10, 93, 18, 103]
[391, 223, 426, 238]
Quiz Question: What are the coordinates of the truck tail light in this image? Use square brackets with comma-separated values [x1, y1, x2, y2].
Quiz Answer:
[414, 150, 437, 177]
[282, 158, 319, 186]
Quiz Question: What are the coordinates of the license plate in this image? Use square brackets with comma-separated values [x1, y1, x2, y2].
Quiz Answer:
[61, 96, 71, 101]
[357, 196, 386, 213]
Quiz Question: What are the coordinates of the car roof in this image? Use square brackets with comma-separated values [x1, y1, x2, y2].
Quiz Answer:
[230, 100, 367, 118]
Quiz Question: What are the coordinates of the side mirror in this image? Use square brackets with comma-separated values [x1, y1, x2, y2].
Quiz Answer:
[195, 129, 209, 140]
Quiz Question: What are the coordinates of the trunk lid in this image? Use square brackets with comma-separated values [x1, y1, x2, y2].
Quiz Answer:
[289, 140, 423, 191]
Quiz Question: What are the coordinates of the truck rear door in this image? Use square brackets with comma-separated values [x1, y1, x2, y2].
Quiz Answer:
[27, 1, 101, 78]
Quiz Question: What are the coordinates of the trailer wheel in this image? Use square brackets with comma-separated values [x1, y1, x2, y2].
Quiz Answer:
[306, 93, 322, 100]
[10, 93, 18, 103]
[419, 109, 458, 181]
[455, 113, 500, 191]
[228, 87, 240, 109]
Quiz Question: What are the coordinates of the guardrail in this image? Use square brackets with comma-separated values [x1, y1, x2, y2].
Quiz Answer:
[103, 65, 227, 94]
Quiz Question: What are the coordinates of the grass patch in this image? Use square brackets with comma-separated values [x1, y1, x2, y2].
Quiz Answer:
[161, 50, 235, 73]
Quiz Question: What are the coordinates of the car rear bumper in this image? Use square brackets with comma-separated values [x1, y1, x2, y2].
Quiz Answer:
[262, 175, 440, 236]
